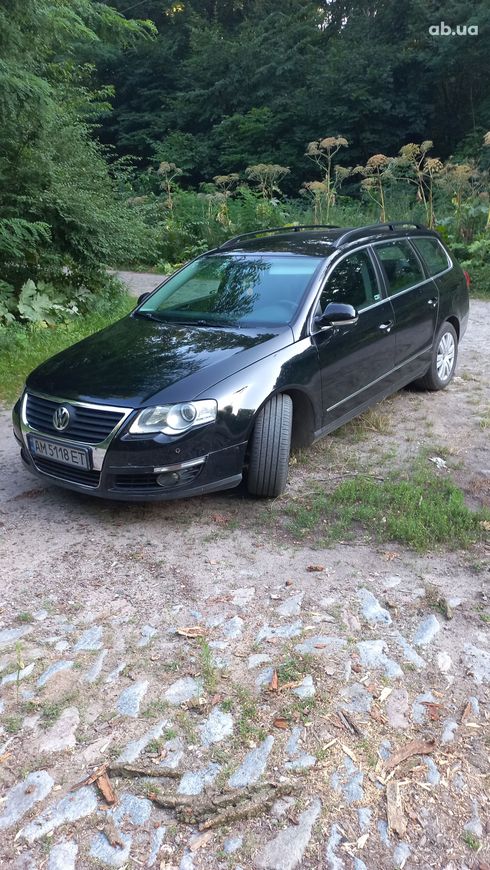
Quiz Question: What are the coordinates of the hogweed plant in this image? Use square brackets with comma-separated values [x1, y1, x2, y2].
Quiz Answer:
[305, 135, 349, 222]
[353, 154, 393, 222]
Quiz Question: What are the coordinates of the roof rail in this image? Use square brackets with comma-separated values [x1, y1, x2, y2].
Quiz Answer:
[218, 224, 340, 250]
[334, 221, 426, 247]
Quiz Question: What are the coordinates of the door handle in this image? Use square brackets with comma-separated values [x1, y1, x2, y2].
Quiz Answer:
[378, 320, 394, 333]
[427, 297, 438, 308]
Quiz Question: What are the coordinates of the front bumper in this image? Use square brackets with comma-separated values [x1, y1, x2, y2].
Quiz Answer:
[13, 394, 247, 501]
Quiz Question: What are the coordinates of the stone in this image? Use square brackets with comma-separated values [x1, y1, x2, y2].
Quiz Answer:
[0, 771, 54, 830]
[164, 676, 202, 705]
[19, 786, 97, 842]
[423, 757, 440, 785]
[358, 588, 392, 625]
[147, 826, 166, 867]
[271, 796, 297, 818]
[34, 609, 49, 621]
[224, 835, 243, 854]
[285, 754, 316, 771]
[1, 662, 35, 686]
[436, 651, 452, 674]
[393, 842, 410, 868]
[292, 675, 315, 699]
[37, 706, 79, 753]
[0, 627, 31, 649]
[385, 688, 409, 729]
[441, 719, 458, 744]
[179, 851, 195, 870]
[412, 691, 435, 725]
[463, 643, 490, 684]
[138, 624, 157, 647]
[47, 841, 78, 870]
[105, 662, 127, 683]
[353, 860, 368, 870]
[221, 615, 244, 639]
[162, 736, 184, 769]
[228, 736, 274, 788]
[377, 819, 390, 847]
[468, 696, 480, 717]
[178, 762, 221, 795]
[286, 726, 304, 757]
[357, 640, 403, 678]
[357, 807, 372, 832]
[90, 830, 131, 867]
[463, 798, 483, 838]
[81, 734, 114, 765]
[255, 667, 275, 689]
[413, 615, 440, 646]
[342, 757, 363, 804]
[341, 682, 373, 714]
[200, 707, 233, 746]
[231, 586, 256, 606]
[116, 680, 148, 717]
[277, 593, 304, 617]
[73, 625, 103, 652]
[37, 660, 74, 687]
[379, 739, 392, 761]
[248, 654, 271, 669]
[393, 632, 426, 668]
[256, 798, 321, 870]
[294, 636, 346, 655]
[111, 792, 152, 826]
[116, 719, 167, 763]
[84, 649, 108, 683]
[325, 824, 345, 870]
[256, 622, 302, 643]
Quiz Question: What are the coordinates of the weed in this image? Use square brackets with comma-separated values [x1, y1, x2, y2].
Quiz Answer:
[220, 698, 234, 713]
[286, 459, 489, 551]
[4, 715, 22, 734]
[142, 699, 169, 719]
[235, 686, 266, 742]
[462, 831, 481, 851]
[199, 640, 217, 693]
[17, 612, 34, 623]
[163, 726, 178, 741]
[41, 702, 63, 724]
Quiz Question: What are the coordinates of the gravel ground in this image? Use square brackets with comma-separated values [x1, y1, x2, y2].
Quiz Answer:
[0, 296, 488, 870]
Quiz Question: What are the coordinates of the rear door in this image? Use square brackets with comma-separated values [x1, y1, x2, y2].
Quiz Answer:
[371, 239, 439, 373]
[312, 247, 396, 427]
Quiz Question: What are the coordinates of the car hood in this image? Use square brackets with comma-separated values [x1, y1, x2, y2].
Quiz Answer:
[26, 315, 293, 406]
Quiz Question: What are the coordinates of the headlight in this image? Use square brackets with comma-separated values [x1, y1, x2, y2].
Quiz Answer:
[129, 400, 217, 435]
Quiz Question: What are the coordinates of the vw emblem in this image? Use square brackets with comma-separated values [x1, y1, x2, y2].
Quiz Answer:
[53, 406, 70, 431]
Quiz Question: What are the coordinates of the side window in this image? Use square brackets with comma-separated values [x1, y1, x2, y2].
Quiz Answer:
[411, 238, 450, 276]
[375, 240, 425, 296]
[319, 250, 381, 313]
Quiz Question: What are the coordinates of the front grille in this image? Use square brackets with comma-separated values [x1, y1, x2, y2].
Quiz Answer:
[26, 394, 125, 444]
[33, 456, 100, 487]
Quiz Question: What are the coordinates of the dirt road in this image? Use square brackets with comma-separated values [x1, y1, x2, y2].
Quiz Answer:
[0, 300, 488, 869]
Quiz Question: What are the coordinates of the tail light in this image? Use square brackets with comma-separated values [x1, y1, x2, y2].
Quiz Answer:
[463, 270, 471, 289]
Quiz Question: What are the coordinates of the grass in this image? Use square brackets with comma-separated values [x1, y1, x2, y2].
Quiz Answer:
[235, 686, 266, 743]
[199, 639, 218, 694]
[16, 612, 34, 623]
[462, 831, 481, 851]
[0, 295, 134, 404]
[286, 460, 489, 551]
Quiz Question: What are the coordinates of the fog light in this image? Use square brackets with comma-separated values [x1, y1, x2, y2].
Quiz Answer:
[157, 471, 180, 488]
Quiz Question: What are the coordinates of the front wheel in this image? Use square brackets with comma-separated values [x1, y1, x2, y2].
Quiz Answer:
[413, 322, 458, 391]
[247, 394, 293, 498]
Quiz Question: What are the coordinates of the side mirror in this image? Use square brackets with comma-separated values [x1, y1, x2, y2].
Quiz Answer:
[315, 302, 358, 328]
[137, 292, 151, 306]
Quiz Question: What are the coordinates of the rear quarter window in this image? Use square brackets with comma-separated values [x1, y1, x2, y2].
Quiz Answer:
[411, 237, 450, 276]
[374, 240, 425, 296]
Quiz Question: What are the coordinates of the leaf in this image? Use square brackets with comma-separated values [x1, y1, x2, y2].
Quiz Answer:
[384, 738, 436, 772]
[211, 513, 229, 525]
[273, 717, 289, 730]
[97, 771, 117, 805]
[278, 680, 303, 692]
[306, 564, 325, 572]
[176, 626, 206, 638]
[421, 701, 444, 720]
[379, 687, 392, 703]
[341, 743, 357, 762]
[357, 833, 369, 849]
[190, 831, 214, 851]
[269, 670, 279, 691]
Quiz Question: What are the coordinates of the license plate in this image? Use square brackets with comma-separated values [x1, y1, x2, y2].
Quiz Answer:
[28, 436, 92, 470]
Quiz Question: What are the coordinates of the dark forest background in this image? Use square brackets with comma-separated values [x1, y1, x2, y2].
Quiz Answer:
[1, 0, 489, 328]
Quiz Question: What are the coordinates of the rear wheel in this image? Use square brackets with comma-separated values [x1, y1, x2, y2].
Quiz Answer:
[413, 322, 458, 391]
[247, 394, 293, 498]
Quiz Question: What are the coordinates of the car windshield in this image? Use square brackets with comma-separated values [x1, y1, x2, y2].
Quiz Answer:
[136, 254, 323, 327]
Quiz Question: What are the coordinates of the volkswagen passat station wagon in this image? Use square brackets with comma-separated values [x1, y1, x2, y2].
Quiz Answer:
[12, 223, 469, 500]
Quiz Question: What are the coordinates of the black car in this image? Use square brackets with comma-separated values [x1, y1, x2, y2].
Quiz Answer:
[12, 222, 469, 501]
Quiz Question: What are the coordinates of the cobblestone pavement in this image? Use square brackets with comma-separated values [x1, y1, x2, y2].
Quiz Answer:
[0, 301, 488, 869]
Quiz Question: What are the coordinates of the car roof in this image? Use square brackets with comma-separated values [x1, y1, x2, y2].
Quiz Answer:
[216, 223, 442, 258]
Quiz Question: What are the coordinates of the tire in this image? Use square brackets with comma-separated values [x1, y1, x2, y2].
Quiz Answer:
[413, 321, 458, 391]
[247, 394, 293, 498]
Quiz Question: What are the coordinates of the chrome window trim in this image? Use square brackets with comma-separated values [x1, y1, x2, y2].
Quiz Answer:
[153, 456, 206, 473]
[370, 238, 451, 298]
[307, 243, 385, 335]
[21, 391, 134, 473]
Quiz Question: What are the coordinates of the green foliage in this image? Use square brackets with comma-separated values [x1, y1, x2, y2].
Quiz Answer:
[286, 462, 489, 551]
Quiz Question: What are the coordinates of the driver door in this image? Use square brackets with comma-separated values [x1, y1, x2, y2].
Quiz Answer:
[312, 248, 396, 427]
